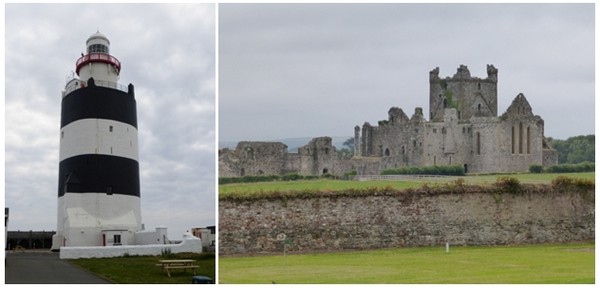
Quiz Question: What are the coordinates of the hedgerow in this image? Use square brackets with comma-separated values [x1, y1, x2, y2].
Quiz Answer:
[380, 165, 465, 176]
[219, 176, 594, 202]
[530, 162, 595, 174]
[219, 173, 335, 185]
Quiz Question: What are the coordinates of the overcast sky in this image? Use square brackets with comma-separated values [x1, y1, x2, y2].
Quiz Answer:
[5, 3, 215, 240]
[219, 3, 595, 144]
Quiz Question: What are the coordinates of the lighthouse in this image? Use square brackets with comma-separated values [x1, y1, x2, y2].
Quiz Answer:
[52, 32, 142, 250]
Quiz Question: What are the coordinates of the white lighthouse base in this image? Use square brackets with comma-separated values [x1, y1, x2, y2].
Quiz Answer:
[53, 193, 141, 248]
[59, 232, 202, 259]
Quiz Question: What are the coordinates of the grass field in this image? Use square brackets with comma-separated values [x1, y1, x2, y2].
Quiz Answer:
[219, 172, 595, 195]
[68, 253, 215, 284]
[219, 242, 594, 284]
[219, 172, 595, 284]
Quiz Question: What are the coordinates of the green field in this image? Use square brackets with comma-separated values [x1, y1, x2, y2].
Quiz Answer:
[220, 172, 595, 283]
[69, 253, 215, 284]
[219, 242, 594, 284]
[219, 172, 595, 195]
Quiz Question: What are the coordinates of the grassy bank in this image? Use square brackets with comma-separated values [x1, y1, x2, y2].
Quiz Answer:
[219, 242, 594, 284]
[219, 172, 594, 198]
[68, 253, 215, 284]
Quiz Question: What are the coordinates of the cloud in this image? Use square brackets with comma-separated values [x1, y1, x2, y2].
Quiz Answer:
[219, 3, 594, 143]
[5, 3, 215, 239]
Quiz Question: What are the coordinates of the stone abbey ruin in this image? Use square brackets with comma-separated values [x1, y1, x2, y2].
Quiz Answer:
[219, 65, 558, 177]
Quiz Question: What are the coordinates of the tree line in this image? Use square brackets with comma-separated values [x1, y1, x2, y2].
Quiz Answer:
[548, 134, 594, 164]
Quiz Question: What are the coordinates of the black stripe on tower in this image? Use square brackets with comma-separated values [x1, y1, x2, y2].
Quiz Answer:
[58, 154, 140, 197]
[61, 84, 137, 128]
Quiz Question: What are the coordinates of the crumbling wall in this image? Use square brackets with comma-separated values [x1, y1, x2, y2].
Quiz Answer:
[218, 142, 289, 177]
[219, 187, 594, 255]
[298, 137, 337, 176]
[219, 65, 558, 178]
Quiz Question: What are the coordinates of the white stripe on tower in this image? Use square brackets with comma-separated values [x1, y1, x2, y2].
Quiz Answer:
[59, 119, 138, 162]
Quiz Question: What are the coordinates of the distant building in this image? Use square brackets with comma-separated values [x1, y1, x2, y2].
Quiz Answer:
[219, 65, 558, 176]
[7, 231, 55, 250]
[192, 226, 215, 251]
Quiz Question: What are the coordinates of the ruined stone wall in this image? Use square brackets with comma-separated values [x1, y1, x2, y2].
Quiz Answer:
[218, 142, 289, 177]
[353, 68, 557, 175]
[298, 137, 338, 176]
[219, 189, 594, 255]
[219, 138, 351, 178]
[429, 65, 498, 122]
[219, 65, 557, 178]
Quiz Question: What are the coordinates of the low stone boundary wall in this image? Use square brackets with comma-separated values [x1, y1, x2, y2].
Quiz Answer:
[60, 234, 202, 259]
[219, 185, 594, 255]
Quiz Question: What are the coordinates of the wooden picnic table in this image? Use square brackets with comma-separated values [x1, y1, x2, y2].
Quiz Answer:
[157, 259, 199, 278]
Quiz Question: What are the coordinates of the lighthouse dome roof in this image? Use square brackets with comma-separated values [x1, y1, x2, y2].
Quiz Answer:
[86, 31, 110, 46]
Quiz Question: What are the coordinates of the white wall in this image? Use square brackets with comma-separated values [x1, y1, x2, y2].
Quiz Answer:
[59, 233, 202, 259]
[135, 227, 168, 245]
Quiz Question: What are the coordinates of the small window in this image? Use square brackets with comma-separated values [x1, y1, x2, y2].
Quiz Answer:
[61, 131, 64, 139]
[109, 126, 113, 132]
[113, 234, 121, 245]
[476, 132, 481, 155]
[88, 44, 109, 54]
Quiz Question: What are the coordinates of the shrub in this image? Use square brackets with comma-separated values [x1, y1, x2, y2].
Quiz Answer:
[281, 173, 302, 181]
[321, 173, 336, 179]
[161, 248, 174, 259]
[552, 175, 595, 191]
[495, 176, 522, 194]
[545, 162, 595, 173]
[381, 165, 465, 176]
[529, 164, 544, 173]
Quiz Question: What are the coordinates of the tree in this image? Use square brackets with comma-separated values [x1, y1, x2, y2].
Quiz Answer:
[342, 137, 354, 151]
[549, 135, 594, 164]
[337, 137, 355, 159]
[566, 136, 595, 164]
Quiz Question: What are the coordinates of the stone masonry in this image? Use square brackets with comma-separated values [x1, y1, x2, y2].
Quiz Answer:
[219, 65, 558, 177]
[219, 188, 594, 255]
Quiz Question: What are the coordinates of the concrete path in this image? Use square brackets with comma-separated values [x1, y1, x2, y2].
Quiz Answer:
[5, 251, 111, 284]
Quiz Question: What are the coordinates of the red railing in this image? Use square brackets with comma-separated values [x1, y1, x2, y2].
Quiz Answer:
[75, 53, 121, 75]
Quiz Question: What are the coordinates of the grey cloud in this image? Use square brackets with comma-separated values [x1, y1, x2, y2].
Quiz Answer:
[6, 3, 215, 239]
[219, 3, 594, 143]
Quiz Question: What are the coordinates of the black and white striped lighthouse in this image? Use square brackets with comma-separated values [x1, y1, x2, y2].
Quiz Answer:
[52, 32, 142, 249]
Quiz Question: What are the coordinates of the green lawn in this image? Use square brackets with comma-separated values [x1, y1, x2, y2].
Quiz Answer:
[68, 253, 215, 284]
[219, 242, 594, 284]
[219, 172, 594, 195]
[219, 178, 422, 194]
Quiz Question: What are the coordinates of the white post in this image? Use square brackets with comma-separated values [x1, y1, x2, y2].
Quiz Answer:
[445, 242, 450, 253]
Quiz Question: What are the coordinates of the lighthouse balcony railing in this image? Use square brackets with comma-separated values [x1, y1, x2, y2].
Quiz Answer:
[75, 53, 121, 75]
[62, 78, 128, 97]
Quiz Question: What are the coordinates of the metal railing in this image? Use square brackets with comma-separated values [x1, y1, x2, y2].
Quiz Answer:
[62, 78, 128, 97]
[75, 53, 121, 75]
